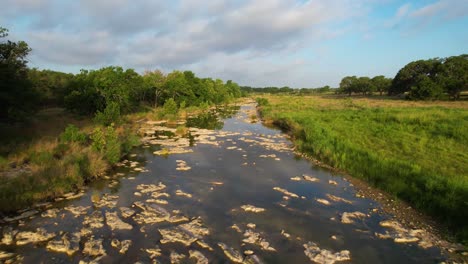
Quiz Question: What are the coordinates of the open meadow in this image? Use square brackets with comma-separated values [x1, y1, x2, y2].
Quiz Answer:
[258, 95, 468, 242]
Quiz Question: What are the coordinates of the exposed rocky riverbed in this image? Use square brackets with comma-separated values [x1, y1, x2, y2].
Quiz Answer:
[0, 102, 465, 263]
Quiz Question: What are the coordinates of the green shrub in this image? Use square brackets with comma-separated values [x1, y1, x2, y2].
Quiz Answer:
[161, 98, 178, 118]
[94, 101, 121, 126]
[256, 97, 269, 106]
[60, 124, 87, 143]
[90, 125, 121, 164]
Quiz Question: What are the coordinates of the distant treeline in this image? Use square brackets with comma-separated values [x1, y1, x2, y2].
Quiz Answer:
[241, 85, 335, 95]
[1, 27, 241, 123]
[242, 55, 467, 100]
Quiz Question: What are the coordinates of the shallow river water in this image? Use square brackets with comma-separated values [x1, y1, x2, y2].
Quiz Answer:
[0, 103, 453, 263]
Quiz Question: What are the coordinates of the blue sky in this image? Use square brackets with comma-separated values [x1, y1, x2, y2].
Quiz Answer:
[1, 0, 467, 87]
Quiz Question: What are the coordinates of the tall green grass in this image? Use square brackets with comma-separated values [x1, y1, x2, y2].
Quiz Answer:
[259, 96, 468, 243]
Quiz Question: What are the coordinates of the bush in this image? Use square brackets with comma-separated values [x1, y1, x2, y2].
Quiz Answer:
[90, 125, 121, 164]
[60, 124, 87, 143]
[94, 101, 121, 126]
[256, 97, 269, 106]
[161, 98, 178, 118]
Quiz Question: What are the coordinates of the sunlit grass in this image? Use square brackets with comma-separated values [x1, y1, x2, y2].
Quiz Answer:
[259, 95, 468, 243]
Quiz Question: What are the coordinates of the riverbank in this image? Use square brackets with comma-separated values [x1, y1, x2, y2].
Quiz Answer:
[256, 95, 468, 245]
[0, 103, 231, 215]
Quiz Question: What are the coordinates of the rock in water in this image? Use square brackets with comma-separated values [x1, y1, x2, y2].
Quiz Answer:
[241, 205, 266, 213]
[111, 239, 132, 254]
[159, 227, 198, 246]
[303, 242, 350, 264]
[46, 232, 81, 256]
[83, 211, 104, 229]
[15, 228, 56, 245]
[189, 250, 209, 264]
[217, 242, 244, 263]
[83, 236, 106, 257]
[170, 251, 186, 263]
[105, 211, 133, 230]
[341, 212, 366, 224]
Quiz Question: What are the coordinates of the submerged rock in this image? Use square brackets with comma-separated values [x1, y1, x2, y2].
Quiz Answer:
[83, 236, 106, 257]
[15, 228, 55, 245]
[111, 239, 132, 254]
[93, 194, 119, 208]
[273, 187, 299, 198]
[303, 242, 351, 264]
[231, 224, 242, 233]
[46, 232, 81, 256]
[145, 247, 162, 259]
[1, 227, 18, 245]
[159, 227, 198, 246]
[176, 160, 192, 171]
[64, 205, 90, 217]
[303, 175, 320, 182]
[217, 242, 244, 263]
[41, 208, 60, 218]
[0, 251, 22, 263]
[3, 210, 38, 222]
[170, 251, 186, 263]
[83, 211, 104, 229]
[242, 229, 276, 251]
[133, 202, 171, 224]
[179, 217, 210, 237]
[328, 180, 338, 186]
[326, 194, 353, 204]
[377, 220, 434, 247]
[105, 211, 133, 230]
[120, 207, 135, 218]
[137, 182, 166, 194]
[341, 212, 366, 224]
[241, 204, 265, 213]
[196, 240, 214, 251]
[189, 250, 209, 264]
[316, 199, 331, 206]
[175, 189, 193, 198]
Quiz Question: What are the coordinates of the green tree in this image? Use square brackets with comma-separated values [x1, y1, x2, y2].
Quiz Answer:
[372, 75, 392, 96]
[0, 27, 37, 121]
[438, 55, 468, 99]
[339, 76, 357, 96]
[143, 70, 166, 107]
[390, 59, 442, 96]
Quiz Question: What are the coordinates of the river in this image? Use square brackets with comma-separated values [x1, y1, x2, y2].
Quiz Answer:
[0, 102, 454, 263]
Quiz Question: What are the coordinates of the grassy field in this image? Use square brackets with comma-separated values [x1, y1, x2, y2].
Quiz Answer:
[258, 95, 468, 242]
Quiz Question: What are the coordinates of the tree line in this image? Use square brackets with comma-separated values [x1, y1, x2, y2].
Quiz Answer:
[0, 27, 242, 123]
[241, 55, 467, 101]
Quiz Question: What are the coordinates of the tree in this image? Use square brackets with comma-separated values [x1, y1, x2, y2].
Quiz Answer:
[0, 27, 37, 121]
[339, 76, 357, 96]
[372, 75, 392, 96]
[143, 70, 166, 107]
[438, 55, 468, 99]
[390, 59, 442, 96]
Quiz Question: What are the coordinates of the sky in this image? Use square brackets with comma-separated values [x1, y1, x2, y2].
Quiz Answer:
[1, 0, 467, 88]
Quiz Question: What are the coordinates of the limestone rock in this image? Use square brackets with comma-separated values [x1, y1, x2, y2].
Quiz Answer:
[83, 236, 106, 257]
[16, 228, 55, 245]
[83, 211, 104, 229]
[189, 250, 209, 264]
[341, 212, 366, 224]
[111, 239, 132, 254]
[303, 242, 351, 264]
[46, 232, 81, 256]
[217, 242, 243, 263]
[105, 211, 133, 230]
[241, 205, 265, 213]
